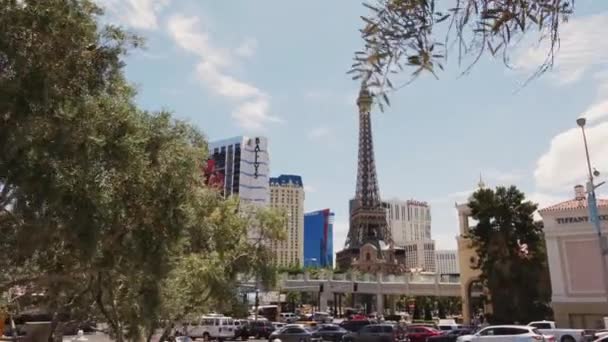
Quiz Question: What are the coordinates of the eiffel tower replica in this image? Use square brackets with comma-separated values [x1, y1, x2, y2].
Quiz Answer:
[335, 84, 406, 274]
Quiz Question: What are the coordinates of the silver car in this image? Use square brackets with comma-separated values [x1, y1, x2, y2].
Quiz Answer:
[269, 325, 316, 342]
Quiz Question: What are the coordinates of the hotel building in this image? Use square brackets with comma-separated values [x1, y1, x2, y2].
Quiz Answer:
[539, 185, 608, 328]
[270, 175, 305, 267]
[304, 209, 335, 268]
[208, 136, 270, 204]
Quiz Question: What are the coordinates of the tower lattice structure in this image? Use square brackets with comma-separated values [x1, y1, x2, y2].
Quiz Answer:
[345, 85, 393, 251]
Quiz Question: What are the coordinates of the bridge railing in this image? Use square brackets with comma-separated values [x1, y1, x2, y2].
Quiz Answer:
[279, 272, 460, 284]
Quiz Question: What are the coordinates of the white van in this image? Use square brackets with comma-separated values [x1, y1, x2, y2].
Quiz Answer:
[280, 312, 297, 323]
[312, 312, 332, 323]
[185, 315, 236, 341]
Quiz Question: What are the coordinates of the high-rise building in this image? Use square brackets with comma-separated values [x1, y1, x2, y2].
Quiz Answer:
[270, 175, 305, 267]
[435, 250, 459, 275]
[304, 209, 335, 268]
[384, 199, 432, 245]
[207, 136, 270, 204]
[403, 240, 436, 272]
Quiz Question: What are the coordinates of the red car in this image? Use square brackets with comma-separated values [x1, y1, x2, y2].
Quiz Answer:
[406, 325, 441, 342]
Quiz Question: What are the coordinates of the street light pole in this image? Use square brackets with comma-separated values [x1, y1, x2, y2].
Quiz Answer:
[576, 117, 608, 306]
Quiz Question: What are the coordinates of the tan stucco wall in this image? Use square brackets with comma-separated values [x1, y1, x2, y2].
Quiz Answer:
[552, 301, 608, 329]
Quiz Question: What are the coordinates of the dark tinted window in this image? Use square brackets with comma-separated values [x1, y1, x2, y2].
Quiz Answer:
[368, 326, 383, 333]
[478, 328, 495, 336]
[322, 326, 339, 331]
[284, 327, 305, 334]
[494, 328, 528, 335]
[360, 326, 375, 333]
[381, 326, 394, 333]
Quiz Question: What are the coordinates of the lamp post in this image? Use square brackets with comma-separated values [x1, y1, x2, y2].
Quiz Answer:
[254, 288, 260, 322]
[576, 117, 608, 306]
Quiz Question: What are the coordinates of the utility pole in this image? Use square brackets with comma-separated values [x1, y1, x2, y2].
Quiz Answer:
[576, 117, 608, 307]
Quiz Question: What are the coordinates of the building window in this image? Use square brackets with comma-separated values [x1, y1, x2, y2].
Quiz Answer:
[366, 253, 371, 261]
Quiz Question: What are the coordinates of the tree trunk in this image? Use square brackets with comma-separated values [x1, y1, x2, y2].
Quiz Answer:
[48, 312, 58, 342]
[53, 322, 66, 342]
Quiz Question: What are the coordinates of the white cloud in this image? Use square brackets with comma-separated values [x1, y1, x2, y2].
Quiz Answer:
[307, 126, 331, 140]
[514, 13, 608, 85]
[519, 13, 608, 203]
[583, 99, 608, 124]
[196, 62, 264, 99]
[535, 121, 608, 191]
[235, 38, 258, 58]
[167, 14, 278, 131]
[97, 0, 169, 30]
[232, 98, 281, 131]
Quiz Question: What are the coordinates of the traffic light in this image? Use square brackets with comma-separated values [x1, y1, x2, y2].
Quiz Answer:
[319, 284, 324, 293]
[353, 282, 358, 292]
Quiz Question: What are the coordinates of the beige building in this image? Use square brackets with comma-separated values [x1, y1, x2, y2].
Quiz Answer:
[403, 240, 436, 272]
[539, 185, 608, 329]
[436, 250, 459, 275]
[456, 202, 492, 324]
[270, 175, 304, 267]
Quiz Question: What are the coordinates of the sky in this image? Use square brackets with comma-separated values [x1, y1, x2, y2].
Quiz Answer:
[98, 0, 608, 252]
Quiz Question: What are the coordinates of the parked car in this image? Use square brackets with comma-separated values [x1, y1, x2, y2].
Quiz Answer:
[342, 323, 407, 342]
[269, 325, 315, 342]
[528, 321, 586, 342]
[280, 313, 298, 323]
[340, 319, 373, 332]
[311, 324, 349, 341]
[437, 320, 462, 332]
[594, 335, 608, 342]
[273, 322, 287, 330]
[313, 312, 333, 324]
[457, 325, 552, 342]
[240, 320, 276, 339]
[406, 325, 442, 342]
[234, 320, 249, 340]
[427, 329, 474, 342]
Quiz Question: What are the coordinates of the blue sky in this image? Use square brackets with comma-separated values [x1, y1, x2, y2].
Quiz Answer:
[99, 0, 608, 251]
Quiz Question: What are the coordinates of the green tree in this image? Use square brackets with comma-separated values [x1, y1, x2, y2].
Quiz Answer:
[412, 301, 421, 320]
[286, 292, 301, 313]
[467, 186, 552, 324]
[0, 2, 287, 342]
[437, 301, 446, 319]
[349, 0, 573, 109]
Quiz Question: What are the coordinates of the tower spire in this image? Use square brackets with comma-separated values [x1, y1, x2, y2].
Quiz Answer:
[478, 173, 486, 189]
[354, 83, 381, 209]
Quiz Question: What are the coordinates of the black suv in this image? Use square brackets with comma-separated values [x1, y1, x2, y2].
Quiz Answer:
[237, 320, 275, 339]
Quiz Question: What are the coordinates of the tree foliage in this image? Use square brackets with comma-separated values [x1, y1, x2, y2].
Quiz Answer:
[0, 1, 286, 341]
[467, 186, 552, 324]
[350, 0, 574, 109]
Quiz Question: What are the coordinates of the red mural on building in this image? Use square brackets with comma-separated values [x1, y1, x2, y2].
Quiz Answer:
[202, 159, 224, 190]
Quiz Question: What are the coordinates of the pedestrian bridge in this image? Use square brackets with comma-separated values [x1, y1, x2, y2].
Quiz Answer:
[278, 272, 461, 297]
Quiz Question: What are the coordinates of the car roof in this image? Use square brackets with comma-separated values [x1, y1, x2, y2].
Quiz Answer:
[481, 325, 533, 329]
